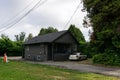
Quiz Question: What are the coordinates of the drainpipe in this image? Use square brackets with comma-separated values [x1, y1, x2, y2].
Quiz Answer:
[22, 44, 25, 58]
[52, 43, 54, 61]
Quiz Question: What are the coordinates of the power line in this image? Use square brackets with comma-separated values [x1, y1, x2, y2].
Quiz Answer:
[0, 0, 35, 29]
[0, 0, 42, 32]
[0, 0, 47, 33]
[63, 1, 81, 30]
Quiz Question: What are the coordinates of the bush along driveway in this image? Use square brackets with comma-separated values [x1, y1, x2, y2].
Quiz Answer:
[26, 61, 120, 78]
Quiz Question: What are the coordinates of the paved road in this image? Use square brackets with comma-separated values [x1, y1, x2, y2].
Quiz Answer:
[26, 61, 120, 78]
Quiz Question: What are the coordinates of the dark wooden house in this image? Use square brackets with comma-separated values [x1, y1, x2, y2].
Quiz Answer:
[24, 30, 78, 61]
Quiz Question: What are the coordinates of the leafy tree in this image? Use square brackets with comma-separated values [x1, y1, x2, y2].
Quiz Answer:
[68, 24, 85, 44]
[12, 41, 23, 56]
[15, 32, 26, 42]
[1, 34, 9, 39]
[14, 32, 26, 56]
[0, 34, 24, 56]
[26, 33, 33, 41]
[0, 35, 13, 56]
[38, 27, 58, 35]
[83, 0, 120, 65]
[68, 25, 87, 55]
[83, 0, 120, 53]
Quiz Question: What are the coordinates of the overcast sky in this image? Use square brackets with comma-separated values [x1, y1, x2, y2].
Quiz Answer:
[0, 0, 91, 41]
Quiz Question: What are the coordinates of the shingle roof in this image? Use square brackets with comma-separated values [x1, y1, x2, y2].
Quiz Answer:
[24, 30, 68, 44]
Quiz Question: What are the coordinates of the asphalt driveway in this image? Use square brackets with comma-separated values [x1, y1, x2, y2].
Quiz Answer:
[2, 57, 120, 78]
[27, 61, 120, 78]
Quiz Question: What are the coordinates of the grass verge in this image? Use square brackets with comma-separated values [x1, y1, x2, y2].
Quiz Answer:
[0, 59, 119, 80]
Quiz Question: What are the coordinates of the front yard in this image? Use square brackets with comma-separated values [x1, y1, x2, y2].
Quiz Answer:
[0, 59, 119, 80]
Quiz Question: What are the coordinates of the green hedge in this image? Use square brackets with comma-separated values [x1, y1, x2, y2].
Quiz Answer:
[78, 42, 92, 58]
[92, 53, 120, 66]
[7, 51, 22, 56]
[0, 52, 22, 56]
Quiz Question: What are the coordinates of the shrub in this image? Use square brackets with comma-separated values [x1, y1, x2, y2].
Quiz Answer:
[92, 53, 120, 66]
[78, 42, 92, 58]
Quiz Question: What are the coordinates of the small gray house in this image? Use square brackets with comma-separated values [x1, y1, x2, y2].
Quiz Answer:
[23, 30, 79, 61]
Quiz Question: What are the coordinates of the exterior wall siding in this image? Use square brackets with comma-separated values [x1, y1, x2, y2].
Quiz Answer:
[25, 44, 47, 61]
[55, 33, 77, 52]
[55, 33, 77, 44]
[24, 32, 78, 61]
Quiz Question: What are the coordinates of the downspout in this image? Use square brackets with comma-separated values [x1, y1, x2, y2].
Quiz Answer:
[22, 44, 25, 58]
[52, 43, 54, 61]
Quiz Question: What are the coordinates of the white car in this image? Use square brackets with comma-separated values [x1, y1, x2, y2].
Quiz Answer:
[69, 52, 87, 60]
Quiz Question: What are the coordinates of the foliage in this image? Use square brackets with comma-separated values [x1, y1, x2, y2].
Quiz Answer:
[0, 38, 13, 55]
[68, 24, 85, 44]
[26, 33, 33, 41]
[83, 0, 120, 52]
[15, 32, 26, 42]
[1, 34, 9, 39]
[0, 39, 23, 56]
[11, 41, 23, 56]
[78, 42, 92, 58]
[83, 0, 120, 65]
[0, 34, 23, 56]
[68, 24, 87, 55]
[92, 53, 120, 66]
[0, 61, 119, 80]
[38, 27, 58, 35]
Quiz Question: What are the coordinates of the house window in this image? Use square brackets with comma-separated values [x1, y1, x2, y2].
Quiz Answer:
[55, 44, 70, 53]
[37, 55, 41, 60]
[28, 54, 30, 58]
[40, 44, 44, 53]
[26, 46, 29, 51]
[72, 44, 77, 52]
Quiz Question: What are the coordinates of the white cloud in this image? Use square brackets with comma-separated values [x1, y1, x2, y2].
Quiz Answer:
[3, 23, 40, 40]
[0, 0, 91, 41]
[80, 27, 92, 41]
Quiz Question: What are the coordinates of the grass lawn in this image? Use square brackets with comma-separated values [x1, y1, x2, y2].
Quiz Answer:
[0, 59, 119, 80]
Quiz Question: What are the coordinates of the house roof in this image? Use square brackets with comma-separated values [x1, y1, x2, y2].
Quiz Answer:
[24, 30, 69, 44]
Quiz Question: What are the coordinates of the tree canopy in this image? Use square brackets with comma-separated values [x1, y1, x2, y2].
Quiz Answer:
[0, 34, 23, 56]
[15, 32, 26, 42]
[26, 33, 33, 41]
[83, 0, 120, 53]
[68, 24, 85, 44]
[83, 0, 120, 65]
[0, 32, 33, 56]
[38, 27, 58, 35]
